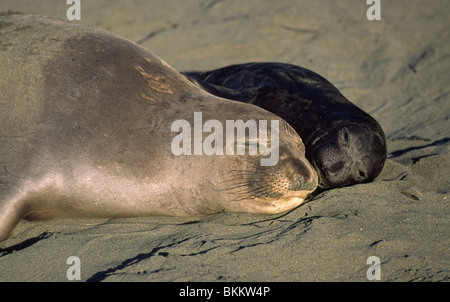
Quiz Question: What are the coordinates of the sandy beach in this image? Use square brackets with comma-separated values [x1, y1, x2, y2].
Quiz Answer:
[0, 0, 448, 282]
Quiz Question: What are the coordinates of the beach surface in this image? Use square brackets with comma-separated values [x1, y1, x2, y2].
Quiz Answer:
[0, 0, 448, 281]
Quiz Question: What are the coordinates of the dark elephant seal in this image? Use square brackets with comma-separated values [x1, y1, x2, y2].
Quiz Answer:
[0, 14, 317, 242]
[184, 63, 387, 189]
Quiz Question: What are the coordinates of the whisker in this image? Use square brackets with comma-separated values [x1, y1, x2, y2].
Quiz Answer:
[215, 160, 293, 202]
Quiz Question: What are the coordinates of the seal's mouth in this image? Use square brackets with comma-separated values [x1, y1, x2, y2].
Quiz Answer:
[217, 157, 317, 202]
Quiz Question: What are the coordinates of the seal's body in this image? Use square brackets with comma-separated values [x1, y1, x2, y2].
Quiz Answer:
[0, 14, 317, 242]
[184, 63, 387, 189]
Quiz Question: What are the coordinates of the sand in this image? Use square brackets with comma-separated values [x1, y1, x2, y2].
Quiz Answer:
[0, 0, 448, 282]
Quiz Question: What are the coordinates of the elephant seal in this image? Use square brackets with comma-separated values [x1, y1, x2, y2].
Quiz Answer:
[184, 63, 387, 189]
[0, 14, 317, 242]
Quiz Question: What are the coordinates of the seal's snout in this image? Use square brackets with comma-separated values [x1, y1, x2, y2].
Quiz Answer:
[279, 156, 318, 193]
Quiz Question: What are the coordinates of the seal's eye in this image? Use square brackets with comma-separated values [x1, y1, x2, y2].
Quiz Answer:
[341, 128, 350, 144]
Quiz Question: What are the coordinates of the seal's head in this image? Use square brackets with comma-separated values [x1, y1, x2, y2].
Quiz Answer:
[307, 118, 387, 189]
[217, 121, 318, 214]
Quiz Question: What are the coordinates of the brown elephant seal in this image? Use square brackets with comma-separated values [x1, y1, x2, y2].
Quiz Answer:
[0, 14, 317, 242]
[184, 63, 387, 189]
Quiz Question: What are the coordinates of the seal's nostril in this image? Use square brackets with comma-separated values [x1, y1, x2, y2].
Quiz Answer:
[357, 169, 367, 179]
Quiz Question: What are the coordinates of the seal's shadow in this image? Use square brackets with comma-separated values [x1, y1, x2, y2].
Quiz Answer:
[0, 232, 53, 257]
